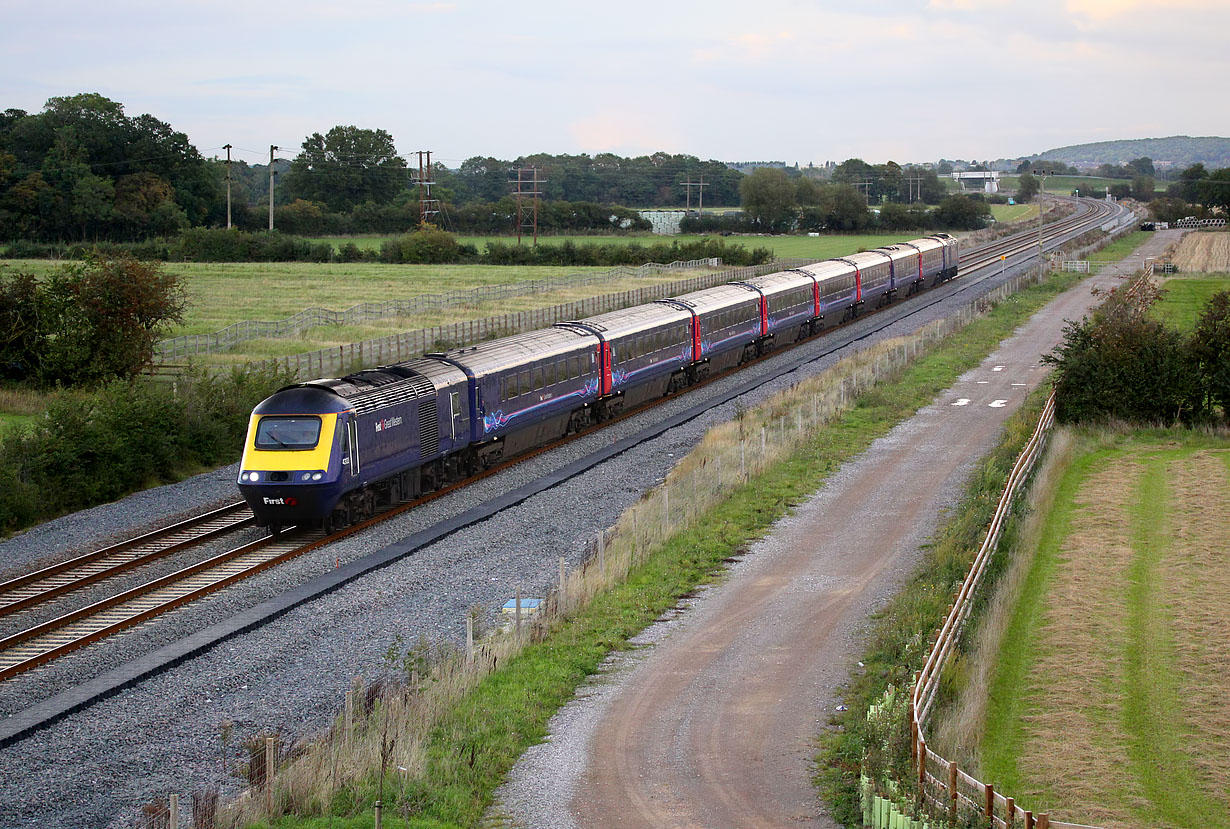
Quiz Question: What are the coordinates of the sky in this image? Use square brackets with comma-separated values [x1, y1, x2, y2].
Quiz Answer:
[3, 0, 1228, 169]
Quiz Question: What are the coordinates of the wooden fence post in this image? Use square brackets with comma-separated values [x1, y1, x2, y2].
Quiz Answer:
[984, 782, 994, 818]
[1037, 813, 1049, 829]
[948, 760, 958, 825]
[1024, 809, 1033, 829]
[265, 736, 275, 814]
[1006, 796, 1015, 826]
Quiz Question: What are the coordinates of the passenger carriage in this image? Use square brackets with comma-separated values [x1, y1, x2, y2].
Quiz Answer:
[557, 302, 695, 414]
[430, 327, 602, 464]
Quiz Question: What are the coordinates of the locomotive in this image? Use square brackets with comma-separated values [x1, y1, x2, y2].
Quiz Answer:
[238, 234, 958, 533]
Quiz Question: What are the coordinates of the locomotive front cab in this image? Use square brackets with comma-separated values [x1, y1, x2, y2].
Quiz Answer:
[238, 386, 351, 532]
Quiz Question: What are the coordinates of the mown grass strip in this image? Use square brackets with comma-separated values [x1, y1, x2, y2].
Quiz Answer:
[250, 268, 1089, 829]
[980, 435, 1230, 827]
[1153, 275, 1230, 330]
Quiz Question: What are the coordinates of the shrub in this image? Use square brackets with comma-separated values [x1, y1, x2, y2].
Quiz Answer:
[0, 366, 289, 534]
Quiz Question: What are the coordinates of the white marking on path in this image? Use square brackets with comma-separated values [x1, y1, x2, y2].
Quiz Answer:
[952, 398, 970, 406]
[977, 381, 990, 384]
[993, 365, 1005, 372]
[1012, 383, 1027, 387]
[989, 400, 1008, 408]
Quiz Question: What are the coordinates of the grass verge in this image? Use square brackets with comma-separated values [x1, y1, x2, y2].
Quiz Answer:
[974, 431, 1230, 828]
[233, 265, 1090, 829]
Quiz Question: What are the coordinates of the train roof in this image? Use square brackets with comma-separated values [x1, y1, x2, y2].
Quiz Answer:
[558, 302, 692, 340]
[734, 269, 817, 295]
[795, 259, 858, 280]
[430, 326, 598, 377]
[659, 282, 760, 314]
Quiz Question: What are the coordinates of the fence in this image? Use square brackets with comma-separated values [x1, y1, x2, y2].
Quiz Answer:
[241, 259, 815, 382]
[155, 257, 722, 360]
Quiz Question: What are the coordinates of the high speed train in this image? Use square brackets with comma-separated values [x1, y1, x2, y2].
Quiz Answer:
[238, 234, 959, 533]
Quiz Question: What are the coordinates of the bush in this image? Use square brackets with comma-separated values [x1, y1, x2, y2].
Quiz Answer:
[0, 366, 290, 534]
[1, 256, 186, 387]
[1046, 282, 1204, 423]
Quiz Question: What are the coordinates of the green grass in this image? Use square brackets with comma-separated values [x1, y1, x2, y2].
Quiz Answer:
[1, 259, 618, 338]
[990, 203, 1040, 224]
[1086, 230, 1152, 264]
[980, 434, 1230, 827]
[1154, 275, 1230, 330]
[1000, 175, 1164, 196]
[255, 265, 1090, 829]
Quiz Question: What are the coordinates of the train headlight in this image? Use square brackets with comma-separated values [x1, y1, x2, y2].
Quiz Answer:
[244, 471, 260, 482]
[301, 472, 312, 481]
[311, 472, 323, 481]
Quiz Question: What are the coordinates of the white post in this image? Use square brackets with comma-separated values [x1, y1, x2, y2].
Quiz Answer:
[559, 556, 566, 603]
[597, 531, 605, 571]
[169, 793, 179, 828]
[466, 613, 474, 663]
[515, 585, 522, 632]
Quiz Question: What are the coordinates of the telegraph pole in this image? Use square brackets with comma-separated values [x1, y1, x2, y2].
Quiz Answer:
[511, 167, 543, 245]
[415, 150, 440, 228]
[223, 144, 233, 229]
[680, 175, 708, 215]
[268, 145, 278, 231]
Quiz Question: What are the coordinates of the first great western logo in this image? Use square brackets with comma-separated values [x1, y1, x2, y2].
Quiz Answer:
[374, 416, 404, 433]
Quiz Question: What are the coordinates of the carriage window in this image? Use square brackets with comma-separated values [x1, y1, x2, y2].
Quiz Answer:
[545, 362, 557, 386]
[255, 416, 321, 450]
[532, 366, 543, 390]
[519, 369, 531, 395]
[569, 355, 580, 378]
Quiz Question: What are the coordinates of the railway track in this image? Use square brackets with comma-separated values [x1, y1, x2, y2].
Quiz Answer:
[0, 198, 1127, 684]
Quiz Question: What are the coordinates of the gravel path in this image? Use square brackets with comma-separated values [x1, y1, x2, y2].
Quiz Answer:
[0, 214, 1127, 828]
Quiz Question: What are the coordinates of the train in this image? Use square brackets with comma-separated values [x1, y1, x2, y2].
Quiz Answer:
[238, 234, 959, 533]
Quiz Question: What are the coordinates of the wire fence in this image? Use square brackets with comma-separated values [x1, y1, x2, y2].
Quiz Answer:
[238, 259, 815, 382]
[156, 258, 723, 359]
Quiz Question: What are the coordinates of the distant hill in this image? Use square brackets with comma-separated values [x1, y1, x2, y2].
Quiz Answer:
[1028, 136, 1230, 169]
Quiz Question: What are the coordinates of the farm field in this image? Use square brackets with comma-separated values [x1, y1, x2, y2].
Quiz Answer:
[1153, 274, 1230, 330]
[306, 232, 913, 260]
[999, 174, 1160, 195]
[989, 203, 1039, 223]
[979, 430, 1230, 828]
[1171, 231, 1230, 272]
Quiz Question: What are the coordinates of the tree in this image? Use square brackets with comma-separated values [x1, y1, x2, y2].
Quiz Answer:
[1190, 291, 1230, 417]
[739, 167, 797, 231]
[285, 126, 408, 213]
[932, 195, 991, 230]
[1127, 157, 1155, 177]
[1131, 175, 1156, 201]
[1016, 173, 1039, 203]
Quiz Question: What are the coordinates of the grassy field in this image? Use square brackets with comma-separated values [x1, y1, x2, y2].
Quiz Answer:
[306, 233, 914, 261]
[224, 263, 1092, 829]
[978, 430, 1230, 828]
[999, 174, 1162, 196]
[1085, 230, 1152, 264]
[1153, 274, 1230, 329]
[990, 203, 1040, 223]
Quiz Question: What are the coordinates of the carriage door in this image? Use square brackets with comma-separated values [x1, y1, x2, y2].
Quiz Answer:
[449, 391, 462, 441]
[347, 418, 361, 477]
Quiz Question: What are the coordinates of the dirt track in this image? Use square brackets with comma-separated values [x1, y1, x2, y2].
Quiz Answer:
[493, 231, 1183, 829]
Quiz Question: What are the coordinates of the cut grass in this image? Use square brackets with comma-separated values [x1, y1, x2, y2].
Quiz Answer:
[979, 432, 1230, 828]
[989, 203, 1040, 224]
[1085, 230, 1151, 264]
[246, 266, 1090, 829]
[1153, 274, 1230, 330]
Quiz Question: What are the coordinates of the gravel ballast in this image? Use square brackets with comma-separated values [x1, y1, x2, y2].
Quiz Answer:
[0, 218, 1121, 827]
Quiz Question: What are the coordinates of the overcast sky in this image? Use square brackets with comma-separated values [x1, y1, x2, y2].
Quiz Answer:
[3, 0, 1227, 168]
